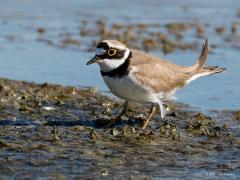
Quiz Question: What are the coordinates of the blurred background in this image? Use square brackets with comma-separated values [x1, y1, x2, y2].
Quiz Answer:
[0, 0, 239, 110]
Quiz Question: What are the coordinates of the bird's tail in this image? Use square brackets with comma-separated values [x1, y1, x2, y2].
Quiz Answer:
[188, 39, 209, 72]
[186, 39, 226, 84]
[201, 66, 226, 74]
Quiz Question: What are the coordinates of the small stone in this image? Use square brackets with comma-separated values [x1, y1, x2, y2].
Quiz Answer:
[215, 27, 225, 35]
[90, 129, 98, 140]
[37, 27, 46, 34]
[42, 106, 55, 111]
[110, 128, 120, 136]
[165, 124, 171, 129]
[234, 111, 240, 120]
[101, 169, 109, 176]
[231, 23, 237, 34]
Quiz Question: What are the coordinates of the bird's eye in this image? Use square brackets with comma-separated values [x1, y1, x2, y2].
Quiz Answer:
[108, 49, 117, 56]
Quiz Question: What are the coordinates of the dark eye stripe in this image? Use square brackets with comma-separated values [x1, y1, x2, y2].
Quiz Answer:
[96, 42, 126, 59]
[97, 49, 125, 59]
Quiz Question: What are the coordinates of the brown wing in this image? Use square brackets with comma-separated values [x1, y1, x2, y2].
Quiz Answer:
[130, 50, 191, 93]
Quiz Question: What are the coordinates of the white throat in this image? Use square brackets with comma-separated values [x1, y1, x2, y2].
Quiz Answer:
[98, 49, 130, 72]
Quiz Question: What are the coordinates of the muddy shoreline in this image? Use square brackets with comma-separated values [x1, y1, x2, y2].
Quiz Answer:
[0, 78, 239, 179]
[0, 0, 239, 178]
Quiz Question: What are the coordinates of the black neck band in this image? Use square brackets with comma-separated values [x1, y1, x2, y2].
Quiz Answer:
[101, 51, 132, 78]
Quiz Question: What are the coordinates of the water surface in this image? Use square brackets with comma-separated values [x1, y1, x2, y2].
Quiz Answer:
[0, 0, 239, 110]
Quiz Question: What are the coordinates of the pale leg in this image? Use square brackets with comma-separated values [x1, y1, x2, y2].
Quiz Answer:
[158, 99, 166, 119]
[142, 104, 157, 129]
[105, 101, 128, 128]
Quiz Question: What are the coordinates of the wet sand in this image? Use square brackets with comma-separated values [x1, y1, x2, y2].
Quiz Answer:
[0, 78, 239, 179]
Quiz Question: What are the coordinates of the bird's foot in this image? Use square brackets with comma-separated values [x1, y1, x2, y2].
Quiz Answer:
[103, 116, 122, 128]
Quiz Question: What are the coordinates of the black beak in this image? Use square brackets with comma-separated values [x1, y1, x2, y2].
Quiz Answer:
[86, 56, 99, 65]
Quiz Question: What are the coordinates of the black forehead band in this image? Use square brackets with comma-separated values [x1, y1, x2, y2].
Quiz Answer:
[97, 42, 124, 50]
[96, 42, 109, 49]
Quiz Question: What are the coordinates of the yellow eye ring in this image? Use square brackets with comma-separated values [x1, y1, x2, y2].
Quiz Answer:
[108, 49, 117, 56]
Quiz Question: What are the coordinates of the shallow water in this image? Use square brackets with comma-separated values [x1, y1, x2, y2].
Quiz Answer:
[0, 0, 239, 110]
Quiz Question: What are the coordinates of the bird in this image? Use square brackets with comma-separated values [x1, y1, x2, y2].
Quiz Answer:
[87, 39, 225, 129]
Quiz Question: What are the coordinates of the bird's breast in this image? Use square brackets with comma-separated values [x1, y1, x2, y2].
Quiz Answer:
[102, 74, 155, 103]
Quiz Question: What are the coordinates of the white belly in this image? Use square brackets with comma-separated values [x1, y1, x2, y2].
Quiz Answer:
[103, 75, 155, 103]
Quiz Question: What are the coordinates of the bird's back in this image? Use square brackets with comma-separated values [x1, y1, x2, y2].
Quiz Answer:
[129, 49, 191, 93]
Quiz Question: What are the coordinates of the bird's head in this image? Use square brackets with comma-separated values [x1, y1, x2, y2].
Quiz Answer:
[87, 40, 131, 72]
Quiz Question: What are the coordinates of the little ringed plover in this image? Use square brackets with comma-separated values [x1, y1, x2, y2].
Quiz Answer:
[87, 39, 225, 129]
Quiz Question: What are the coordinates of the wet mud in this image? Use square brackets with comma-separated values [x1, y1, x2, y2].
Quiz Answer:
[0, 78, 239, 179]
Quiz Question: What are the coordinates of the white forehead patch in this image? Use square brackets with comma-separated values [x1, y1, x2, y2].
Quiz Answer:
[96, 48, 106, 55]
[103, 41, 126, 50]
